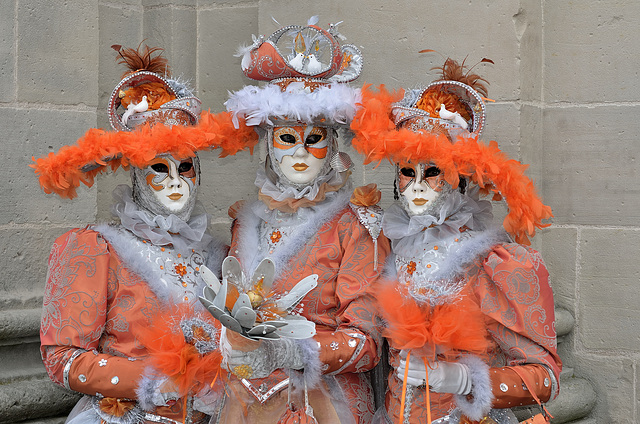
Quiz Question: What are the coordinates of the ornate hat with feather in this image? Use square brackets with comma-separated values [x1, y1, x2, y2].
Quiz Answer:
[225, 16, 364, 131]
[108, 44, 202, 131]
[391, 56, 493, 138]
[350, 57, 552, 245]
[31, 43, 257, 199]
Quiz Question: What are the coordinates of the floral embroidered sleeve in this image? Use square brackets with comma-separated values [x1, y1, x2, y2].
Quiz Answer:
[315, 212, 391, 375]
[470, 243, 562, 408]
[40, 229, 148, 399]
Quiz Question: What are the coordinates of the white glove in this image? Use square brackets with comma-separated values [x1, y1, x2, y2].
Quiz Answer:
[221, 331, 304, 379]
[396, 350, 472, 395]
[150, 378, 180, 406]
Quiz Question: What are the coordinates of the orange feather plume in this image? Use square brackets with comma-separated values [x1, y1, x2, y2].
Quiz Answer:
[376, 282, 490, 360]
[30, 110, 259, 199]
[351, 85, 552, 245]
[136, 304, 223, 397]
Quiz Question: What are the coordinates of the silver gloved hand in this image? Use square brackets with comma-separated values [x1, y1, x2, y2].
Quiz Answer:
[221, 328, 304, 379]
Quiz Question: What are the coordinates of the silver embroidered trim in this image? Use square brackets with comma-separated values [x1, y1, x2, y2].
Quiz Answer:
[240, 378, 290, 404]
[328, 332, 366, 375]
[403, 384, 414, 424]
[63, 349, 86, 390]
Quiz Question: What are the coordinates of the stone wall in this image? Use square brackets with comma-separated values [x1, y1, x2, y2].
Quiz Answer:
[1, 0, 637, 422]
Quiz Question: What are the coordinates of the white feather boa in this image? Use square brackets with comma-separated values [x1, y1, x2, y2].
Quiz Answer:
[225, 82, 361, 128]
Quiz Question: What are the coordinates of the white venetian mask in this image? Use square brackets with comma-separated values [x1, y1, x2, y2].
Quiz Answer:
[271, 125, 330, 185]
[398, 164, 447, 215]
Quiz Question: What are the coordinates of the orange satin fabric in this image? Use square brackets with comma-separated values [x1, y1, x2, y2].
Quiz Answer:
[224, 205, 390, 423]
[385, 243, 562, 423]
[40, 228, 198, 422]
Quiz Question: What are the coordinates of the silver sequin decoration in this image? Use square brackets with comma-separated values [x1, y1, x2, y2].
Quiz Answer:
[78, 374, 87, 383]
[500, 383, 509, 392]
[98, 359, 107, 367]
[544, 378, 550, 387]
[111, 376, 119, 385]
[330, 341, 339, 351]
[348, 338, 357, 348]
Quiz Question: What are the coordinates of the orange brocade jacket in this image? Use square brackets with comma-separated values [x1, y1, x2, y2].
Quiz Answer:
[40, 227, 216, 423]
[385, 243, 563, 423]
[217, 195, 390, 424]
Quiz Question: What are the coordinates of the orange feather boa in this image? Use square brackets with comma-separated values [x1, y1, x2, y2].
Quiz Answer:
[136, 304, 223, 397]
[377, 282, 490, 361]
[351, 84, 552, 245]
[30, 110, 259, 199]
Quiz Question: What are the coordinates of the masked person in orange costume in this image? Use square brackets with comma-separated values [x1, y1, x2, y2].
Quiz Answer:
[206, 17, 390, 424]
[33, 44, 256, 424]
[350, 58, 562, 424]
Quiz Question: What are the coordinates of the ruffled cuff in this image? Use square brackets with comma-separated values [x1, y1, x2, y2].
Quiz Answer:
[453, 355, 493, 421]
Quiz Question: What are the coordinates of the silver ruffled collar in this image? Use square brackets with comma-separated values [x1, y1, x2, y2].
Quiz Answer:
[111, 185, 213, 253]
[382, 187, 494, 258]
[255, 164, 349, 204]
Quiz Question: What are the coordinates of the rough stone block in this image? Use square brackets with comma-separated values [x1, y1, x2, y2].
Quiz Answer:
[1, 108, 97, 225]
[519, 104, 544, 182]
[197, 4, 258, 111]
[198, 149, 261, 221]
[545, 1, 640, 103]
[97, 3, 143, 129]
[579, 228, 640, 351]
[17, 1, 99, 105]
[0, 377, 80, 423]
[541, 105, 640, 226]
[143, 7, 197, 82]
[0, 227, 74, 301]
[538, 227, 577, 312]
[516, 0, 542, 102]
[0, 0, 16, 103]
[483, 102, 520, 160]
[572, 355, 635, 423]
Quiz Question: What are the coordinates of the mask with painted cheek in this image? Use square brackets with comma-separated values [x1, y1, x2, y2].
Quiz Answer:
[131, 154, 200, 220]
[271, 125, 330, 185]
[398, 164, 447, 215]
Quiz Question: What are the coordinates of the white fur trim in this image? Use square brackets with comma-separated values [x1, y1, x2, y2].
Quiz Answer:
[289, 338, 322, 390]
[135, 366, 163, 412]
[94, 223, 224, 312]
[454, 355, 493, 421]
[234, 189, 352, 279]
[225, 83, 361, 128]
[429, 227, 507, 282]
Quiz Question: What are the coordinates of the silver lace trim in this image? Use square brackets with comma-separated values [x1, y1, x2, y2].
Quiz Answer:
[63, 348, 87, 390]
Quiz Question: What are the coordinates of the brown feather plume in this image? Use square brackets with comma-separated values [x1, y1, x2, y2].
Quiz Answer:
[111, 42, 170, 78]
[420, 50, 493, 98]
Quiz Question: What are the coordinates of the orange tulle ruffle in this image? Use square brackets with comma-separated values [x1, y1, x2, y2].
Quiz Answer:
[377, 282, 490, 360]
[136, 304, 223, 397]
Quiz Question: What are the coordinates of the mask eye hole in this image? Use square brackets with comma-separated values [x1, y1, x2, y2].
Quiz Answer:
[151, 163, 169, 173]
[305, 134, 322, 145]
[400, 167, 416, 178]
[178, 161, 196, 178]
[424, 166, 441, 178]
[279, 134, 297, 144]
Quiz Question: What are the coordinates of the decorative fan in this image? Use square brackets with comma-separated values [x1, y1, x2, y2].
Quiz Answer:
[199, 256, 317, 340]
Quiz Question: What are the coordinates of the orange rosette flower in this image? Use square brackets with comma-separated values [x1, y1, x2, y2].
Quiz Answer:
[350, 183, 382, 207]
